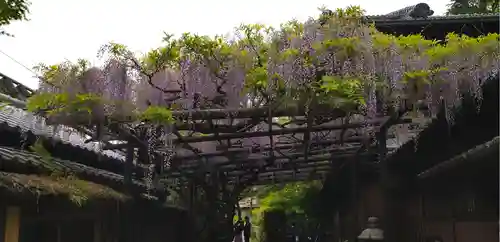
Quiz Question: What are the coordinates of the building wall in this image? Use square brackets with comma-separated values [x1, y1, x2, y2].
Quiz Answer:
[331, 173, 499, 242]
[0, 205, 5, 242]
[130, 208, 188, 242]
[357, 182, 384, 223]
[455, 222, 498, 242]
[0, 201, 188, 242]
[398, 172, 499, 242]
[3, 207, 20, 242]
[331, 181, 384, 241]
[134, 223, 178, 242]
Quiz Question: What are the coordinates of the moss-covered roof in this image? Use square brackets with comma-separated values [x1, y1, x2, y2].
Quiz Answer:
[0, 146, 149, 203]
[0, 171, 128, 204]
[0, 146, 131, 184]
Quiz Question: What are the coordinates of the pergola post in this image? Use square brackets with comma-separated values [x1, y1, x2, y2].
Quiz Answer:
[378, 125, 394, 242]
[349, 153, 359, 242]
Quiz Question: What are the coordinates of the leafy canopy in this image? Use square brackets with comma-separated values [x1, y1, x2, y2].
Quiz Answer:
[0, 0, 31, 35]
[26, 6, 499, 131]
[255, 182, 322, 216]
[447, 0, 499, 14]
[246, 182, 322, 242]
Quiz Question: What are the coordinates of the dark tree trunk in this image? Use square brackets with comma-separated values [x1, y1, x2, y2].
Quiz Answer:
[187, 172, 241, 242]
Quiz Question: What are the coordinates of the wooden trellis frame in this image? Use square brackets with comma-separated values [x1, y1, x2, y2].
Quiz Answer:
[147, 105, 414, 187]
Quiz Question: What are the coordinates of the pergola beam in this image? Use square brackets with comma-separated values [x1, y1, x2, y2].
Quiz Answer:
[252, 166, 331, 178]
[174, 117, 412, 144]
[174, 145, 366, 168]
[229, 168, 331, 185]
[171, 105, 347, 120]
[170, 100, 427, 121]
[162, 172, 327, 186]
[227, 163, 333, 177]
[240, 174, 325, 185]
[182, 150, 374, 173]
[170, 138, 366, 161]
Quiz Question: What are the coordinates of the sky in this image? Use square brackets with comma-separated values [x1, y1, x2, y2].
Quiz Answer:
[0, 0, 450, 90]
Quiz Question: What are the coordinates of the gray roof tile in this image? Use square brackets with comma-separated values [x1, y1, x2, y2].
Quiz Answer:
[367, 13, 500, 21]
[0, 105, 124, 160]
[0, 146, 145, 188]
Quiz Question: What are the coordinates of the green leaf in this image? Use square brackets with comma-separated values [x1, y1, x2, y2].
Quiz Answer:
[140, 106, 174, 124]
[0, 101, 9, 110]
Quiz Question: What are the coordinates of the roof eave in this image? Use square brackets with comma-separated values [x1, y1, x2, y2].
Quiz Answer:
[367, 15, 500, 26]
[417, 136, 499, 180]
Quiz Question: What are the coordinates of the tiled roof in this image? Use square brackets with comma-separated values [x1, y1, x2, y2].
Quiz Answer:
[367, 12, 500, 18]
[0, 77, 150, 193]
[0, 72, 124, 161]
[0, 105, 125, 160]
[367, 13, 500, 23]
[0, 146, 179, 207]
[417, 136, 499, 179]
[424, 13, 500, 19]
[0, 171, 128, 202]
[0, 146, 144, 189]
[363, 2, 499, 24]
[0, 72, 34, 101]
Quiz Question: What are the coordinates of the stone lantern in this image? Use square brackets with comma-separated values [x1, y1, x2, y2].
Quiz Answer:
[357, 217, 384, 241]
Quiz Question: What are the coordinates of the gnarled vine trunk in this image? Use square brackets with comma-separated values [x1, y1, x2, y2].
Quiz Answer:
[184, 172, 243, 242]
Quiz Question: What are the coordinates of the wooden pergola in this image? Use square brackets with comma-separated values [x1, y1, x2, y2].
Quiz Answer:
[0, 72, 420, 191]
[153, 105, 417, 187]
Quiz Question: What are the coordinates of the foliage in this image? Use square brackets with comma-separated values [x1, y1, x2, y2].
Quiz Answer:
[0, 101, 8, 110]
[248, 182, 323, 242]
[29, 138, 57, 168]
[27, 6, 499, 128]
[447, 0, 499, 14]
[27, 137, 110, 206]
[24, 6, 500, 242]
[140, 106, 174, 124]
[0, 0, 31, 35]
[27, 93, 99, 117]
[0, 173, 127, 206]
[0, 0, 30, 25]
[255, 182, 322, 216]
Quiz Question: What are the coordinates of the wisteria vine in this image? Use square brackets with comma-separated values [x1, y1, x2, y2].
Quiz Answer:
[25, 6, 499, 186]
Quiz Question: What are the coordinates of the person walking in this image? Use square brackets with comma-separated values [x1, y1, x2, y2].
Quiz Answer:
[233, 219, 244, 242]
[243, 216, 252, 242]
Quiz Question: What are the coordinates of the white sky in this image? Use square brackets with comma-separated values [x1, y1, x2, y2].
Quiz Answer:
[0, 0, 450, 90]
